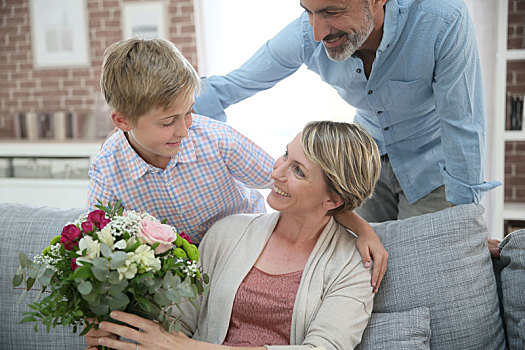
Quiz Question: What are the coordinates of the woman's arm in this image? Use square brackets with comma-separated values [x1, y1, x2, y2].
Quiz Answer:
[334, 210, 388, 292]
[86, 311, 266, 350]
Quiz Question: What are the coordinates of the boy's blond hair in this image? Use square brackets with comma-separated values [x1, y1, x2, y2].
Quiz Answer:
[101, 38, 200, 125]
[301, 121, 381, 213]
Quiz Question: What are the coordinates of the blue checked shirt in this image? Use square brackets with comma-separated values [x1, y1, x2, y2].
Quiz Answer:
[194, 0, 500, 205]
[87, 115, 274, 243]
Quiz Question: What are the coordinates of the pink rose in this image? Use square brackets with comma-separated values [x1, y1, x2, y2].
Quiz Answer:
[180, 232, 193, 244]
[138, 218, 177, 254]
[81, 221, 94, 234]
[71, 258, 78, 271]
[87, 210, 110, 229]
[60, 224, 82, 250]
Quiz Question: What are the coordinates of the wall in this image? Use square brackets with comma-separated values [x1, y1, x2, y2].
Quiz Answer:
[506, 0, 525, 203]
[0, 0, 198, 139]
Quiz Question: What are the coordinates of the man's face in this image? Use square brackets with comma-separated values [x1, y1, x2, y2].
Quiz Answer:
[301, 0, 374, 61]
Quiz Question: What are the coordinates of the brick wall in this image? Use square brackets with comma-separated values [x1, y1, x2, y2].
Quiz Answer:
[0, 0, 198, 139]
[506, 0, 525, 203]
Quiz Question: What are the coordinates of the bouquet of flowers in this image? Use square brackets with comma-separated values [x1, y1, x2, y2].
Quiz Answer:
[12, 202, 208, 338]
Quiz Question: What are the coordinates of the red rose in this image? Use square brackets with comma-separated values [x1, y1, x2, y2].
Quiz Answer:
[71, 258, 78, 271]
[180, 232, 193, 244]
[87, 210, 110, 229]
[60, 224, 82, 250]
[81, 221, 94, 234]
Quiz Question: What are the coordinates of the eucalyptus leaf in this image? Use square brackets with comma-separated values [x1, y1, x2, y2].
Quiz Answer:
[107, 292, 130, 310]
[108, 280, 128, 295]
[27, 263, 39, 279]
[92, 257, 109, 270]
[154, 290, 171, 306]
[110, 251, 128, 269]
[90, 302, 109, 317]
[92, 267, 109, 282]
[38, 268, 54, 287]
[108, 271, 121, 284]
[19, 252, 30, 268]
[77, 281, 93, 295]
[82, 289, 100, 304]
[37, 264, 47, 279]
[166, 288, 182, 304]
[100, 244, 112, 258]
[25, 277, 36, 291]
[12, 273, 23, 287]
[72, 265, 91, 280]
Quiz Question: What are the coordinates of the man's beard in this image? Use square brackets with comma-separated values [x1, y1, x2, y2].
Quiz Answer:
[323, 4, 374, 61]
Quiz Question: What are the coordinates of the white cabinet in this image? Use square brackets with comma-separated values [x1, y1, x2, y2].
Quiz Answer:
[0, 142, 101, 209]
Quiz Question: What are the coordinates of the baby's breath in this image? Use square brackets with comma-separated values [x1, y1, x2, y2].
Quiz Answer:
[33, 243, 62, 273]
[181, 259, 198, 278]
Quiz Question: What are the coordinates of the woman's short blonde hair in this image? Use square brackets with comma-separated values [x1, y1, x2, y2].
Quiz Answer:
[301, 121, 381, 213]
[100, 38, 200, 125]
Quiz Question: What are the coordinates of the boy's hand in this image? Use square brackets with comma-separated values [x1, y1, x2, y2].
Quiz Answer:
[334, 210, 388, 293]
[355, 231, 388, 293]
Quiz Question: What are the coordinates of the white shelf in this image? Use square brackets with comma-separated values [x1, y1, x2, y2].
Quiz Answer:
[0, 141, 101, 158]
[504, 202, 525, 221]
[506, 49, 525, 61]
[504, 130, 525, 141]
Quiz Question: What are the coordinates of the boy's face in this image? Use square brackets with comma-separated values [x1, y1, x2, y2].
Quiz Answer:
[124, 93, 194, 169]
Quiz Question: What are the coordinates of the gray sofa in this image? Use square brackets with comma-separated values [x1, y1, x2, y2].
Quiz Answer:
[0, 202, 524, 349]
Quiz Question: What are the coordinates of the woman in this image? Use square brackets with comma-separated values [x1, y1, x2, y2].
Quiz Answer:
[86, 120, 381, 350]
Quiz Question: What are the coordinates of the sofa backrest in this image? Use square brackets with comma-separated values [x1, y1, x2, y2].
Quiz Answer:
[369, 203, 506, 349]
[0, 203, 85, 350]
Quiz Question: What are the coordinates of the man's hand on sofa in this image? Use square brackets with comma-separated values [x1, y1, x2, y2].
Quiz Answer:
[488, 238, 501, 258]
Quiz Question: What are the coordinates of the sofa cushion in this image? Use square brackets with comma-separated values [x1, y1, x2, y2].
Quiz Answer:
[499, 228, 525, 350]
[356, 307, 430, 350]
[371, 204, 506, 349]
[0, 203, 85, 350]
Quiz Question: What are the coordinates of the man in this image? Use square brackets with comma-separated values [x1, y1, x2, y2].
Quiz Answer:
[193, 0, 500, 222]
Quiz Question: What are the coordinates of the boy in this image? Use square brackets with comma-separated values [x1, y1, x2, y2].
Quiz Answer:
[87, 38, 273, 242]
[88, 38, 386, 291]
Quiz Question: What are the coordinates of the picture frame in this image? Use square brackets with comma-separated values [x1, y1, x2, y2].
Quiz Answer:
[122, 1, 167, 40]
[29, 0, 90, 68]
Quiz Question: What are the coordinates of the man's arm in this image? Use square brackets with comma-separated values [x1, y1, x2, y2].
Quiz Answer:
[432, 2, 500, 204]
[194, 15, 306, 121]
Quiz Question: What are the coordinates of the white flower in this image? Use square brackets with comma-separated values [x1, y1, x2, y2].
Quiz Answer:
[117, 260, 138, 280]
[113, 239, 127, 250]
[126, 236, 137, 249]
[77, 236, 100, 260]
[130, 245, 161, 272]
[98, 226, 114, 247]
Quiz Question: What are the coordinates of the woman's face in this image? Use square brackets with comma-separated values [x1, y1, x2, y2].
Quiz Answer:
[267, 133, 337, 216]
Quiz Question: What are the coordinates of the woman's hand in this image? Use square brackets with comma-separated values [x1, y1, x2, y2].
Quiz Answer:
[355, 229, 388, 293]
[84, 318, 118, 350]
[92, 311, 199, 350]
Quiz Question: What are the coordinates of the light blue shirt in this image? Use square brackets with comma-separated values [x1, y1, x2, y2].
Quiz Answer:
[194, 0, 500, 205]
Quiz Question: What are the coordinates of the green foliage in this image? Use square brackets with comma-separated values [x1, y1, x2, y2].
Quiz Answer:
[12, 200, 208, 335]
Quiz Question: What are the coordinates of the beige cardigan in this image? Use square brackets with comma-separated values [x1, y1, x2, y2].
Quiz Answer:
[177, 212, 374, 350]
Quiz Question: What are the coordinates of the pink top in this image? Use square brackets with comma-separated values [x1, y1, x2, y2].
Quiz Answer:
[222, 266, 303, 346]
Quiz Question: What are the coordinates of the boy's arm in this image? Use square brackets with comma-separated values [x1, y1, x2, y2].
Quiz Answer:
[334, 211, 388, 293]
[220, 126, 275, 189]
